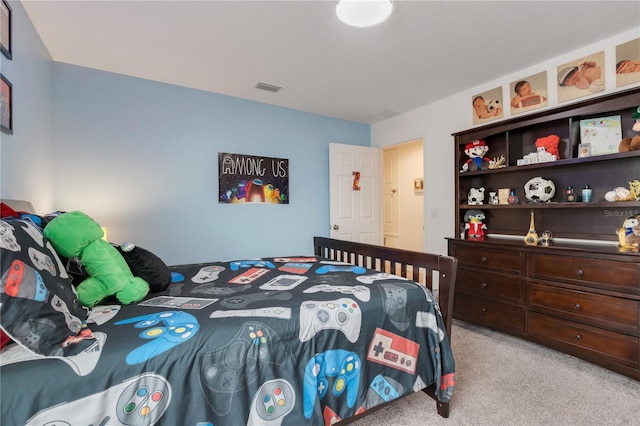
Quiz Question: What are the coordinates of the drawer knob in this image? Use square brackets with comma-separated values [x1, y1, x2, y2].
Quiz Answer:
[575, 334, 582, 341]
[480, 282, 487, 289]
[480, 256, 487, 263]
[576, 269, 584, 276]
[481, 307, 487, 313]
[574, 303, 581, 310]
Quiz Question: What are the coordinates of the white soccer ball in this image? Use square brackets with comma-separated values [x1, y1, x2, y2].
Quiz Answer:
[524, 177, 556, 202]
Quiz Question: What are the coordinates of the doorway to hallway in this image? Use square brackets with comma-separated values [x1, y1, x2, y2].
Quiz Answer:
[382, 139, 424, 252]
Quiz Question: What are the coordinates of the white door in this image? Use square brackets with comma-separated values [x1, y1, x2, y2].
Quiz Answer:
[329, 143, 381, 244]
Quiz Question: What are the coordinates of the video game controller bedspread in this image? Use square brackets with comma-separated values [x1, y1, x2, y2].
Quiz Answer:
[1, 256, 455, 426]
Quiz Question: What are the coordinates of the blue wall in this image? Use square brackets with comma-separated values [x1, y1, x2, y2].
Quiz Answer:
[0, 0, 54, 209]
[50, 64, 370, 264]
[1, 1, 370, 265]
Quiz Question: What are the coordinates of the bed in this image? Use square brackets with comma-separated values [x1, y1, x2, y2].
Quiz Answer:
[1, 210, 457, 426]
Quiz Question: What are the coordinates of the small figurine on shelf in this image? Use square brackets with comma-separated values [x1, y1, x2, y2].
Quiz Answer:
[467, 187, 485, 205]
[488, 155, 506, 169]
[464, 209, 487, 241]
[524, 210, 539, 246]
[565, 185, 576, 202]
[508, 190, 519, 204]
[540, 230, 554, 246]
[461, 139, 491, 172]
[488, 191, 499, 205]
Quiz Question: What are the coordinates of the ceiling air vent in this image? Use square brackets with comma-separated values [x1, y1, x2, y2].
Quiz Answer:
[255, 82, 282, 93]
[373, 109, 399, 120]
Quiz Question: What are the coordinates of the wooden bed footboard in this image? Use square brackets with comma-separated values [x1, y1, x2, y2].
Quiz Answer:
[313, 237, 458, 419]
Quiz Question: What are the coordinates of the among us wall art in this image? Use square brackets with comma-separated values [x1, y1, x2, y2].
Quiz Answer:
[218, 152, 289, 204]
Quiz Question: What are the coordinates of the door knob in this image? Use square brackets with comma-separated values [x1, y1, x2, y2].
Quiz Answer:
[332, 225, 339, 230]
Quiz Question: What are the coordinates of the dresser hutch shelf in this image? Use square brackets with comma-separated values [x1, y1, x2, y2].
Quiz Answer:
[448, 87, 640, 380]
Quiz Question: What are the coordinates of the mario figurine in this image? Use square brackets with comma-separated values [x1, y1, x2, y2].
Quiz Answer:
[462, 139, 491, 172]
[464, 209, 487, 241]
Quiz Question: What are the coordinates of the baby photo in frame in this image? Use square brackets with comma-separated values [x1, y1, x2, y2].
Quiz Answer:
[557, 51, 605, 103]
[509, 71, 548, 115]
[616, 38, 640, 88]
[472, 86, 503, 125]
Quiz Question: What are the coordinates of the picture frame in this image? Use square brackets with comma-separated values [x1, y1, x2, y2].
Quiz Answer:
[0, 0, 11, 60]
[471, 86, 503, 125]
[556, 51, 605, 103]
[509, 71, 548, 115]
[579, 115, 621, 156]
[414, 178, 424, 193]
[615, 38, 640, 88]
[1, 73, 12, 135]
[498, 188, 510, 205]
[578, 143, 591, 158]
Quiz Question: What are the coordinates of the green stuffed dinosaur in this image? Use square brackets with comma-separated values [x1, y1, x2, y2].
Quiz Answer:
[44, 211, 150, 307]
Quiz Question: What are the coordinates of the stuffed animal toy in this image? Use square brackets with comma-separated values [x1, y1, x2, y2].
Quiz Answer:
[618, 135, 640, 152]
[616, 214, 640, 249]
[464, 209, 487, 241]
[605, 180, 640, 202]
[535, 135, 560, 159]
[467, 187, 485, 205]
[461, 139, 491, 172]
[43, 211, 150, 307]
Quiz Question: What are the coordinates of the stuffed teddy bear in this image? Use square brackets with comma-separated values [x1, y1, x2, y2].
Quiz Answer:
[461, 139, 491, 172]
[618, 135, 640, 152]
[43, 211, 150, 307]
[616, 214, 640, 249]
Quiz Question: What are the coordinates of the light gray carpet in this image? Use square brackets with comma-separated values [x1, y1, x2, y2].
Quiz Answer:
[352, 320, 640, 426]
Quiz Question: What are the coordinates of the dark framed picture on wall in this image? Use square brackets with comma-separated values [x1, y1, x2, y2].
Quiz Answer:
[1, 73, 12, 134]
[1, 0, 11, 60]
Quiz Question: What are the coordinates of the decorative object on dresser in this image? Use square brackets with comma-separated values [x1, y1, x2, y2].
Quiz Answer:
[523, 210, 539, 246]
[449, 86, 640, 380]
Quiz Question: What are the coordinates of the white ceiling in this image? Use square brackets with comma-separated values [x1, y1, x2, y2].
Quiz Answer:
[22, 0, 640, 124]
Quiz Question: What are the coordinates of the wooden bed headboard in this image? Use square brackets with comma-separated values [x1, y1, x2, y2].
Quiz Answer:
[313, 237, 457, 338]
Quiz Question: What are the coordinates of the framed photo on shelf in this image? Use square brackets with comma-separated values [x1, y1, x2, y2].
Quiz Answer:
[509, 71, 548, 115]
[579, 116, 621, 156]
[471, 86, 503, 126]
[0, 0, 11, 60]
[414, 178, 424, 193]
[578, 143, 591, 158]
[557, 51, 605, 103]
[1, 73, 12, 134]
[615, 38, 640, 87]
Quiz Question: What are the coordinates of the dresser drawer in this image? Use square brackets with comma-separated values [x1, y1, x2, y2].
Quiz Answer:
[453, 245, 525, 274]
[528, 312, 639, 368]
[528, 283, 639, 334]
[531, 253, 640, 294]
[457, 268, 523, 303]
[454, 292, 524, 333]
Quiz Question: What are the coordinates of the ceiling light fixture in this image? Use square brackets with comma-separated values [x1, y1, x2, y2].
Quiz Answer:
[335, 0, 393, 28]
